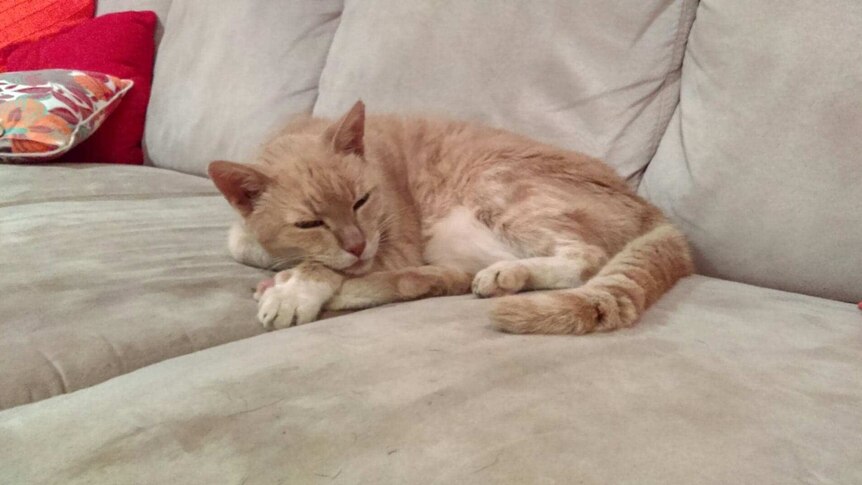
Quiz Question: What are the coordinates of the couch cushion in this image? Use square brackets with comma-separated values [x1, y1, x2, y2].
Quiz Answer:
[1, 275, 859, 484]
[143, 0, 342, 175]
[0, 163, 267, 410]
[640, 1, 862, 302]
[314, 0, 697, 182]
[1, 163, 213, 204]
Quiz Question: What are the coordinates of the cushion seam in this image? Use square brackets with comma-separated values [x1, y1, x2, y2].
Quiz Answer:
[641, 0, 697, 181]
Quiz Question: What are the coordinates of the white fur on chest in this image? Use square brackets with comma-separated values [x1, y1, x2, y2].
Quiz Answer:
[423, 206, 518, 274]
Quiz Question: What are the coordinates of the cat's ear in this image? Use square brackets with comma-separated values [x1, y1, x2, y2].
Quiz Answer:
[207, 161, 271, 217]
[325, 100, 365, 157]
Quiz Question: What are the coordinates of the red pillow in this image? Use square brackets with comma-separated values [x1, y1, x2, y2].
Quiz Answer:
[0, 0, 94, 71]
[4, 11, 157, 165]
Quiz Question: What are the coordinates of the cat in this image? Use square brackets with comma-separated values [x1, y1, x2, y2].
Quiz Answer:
[209, 101, 694, 334]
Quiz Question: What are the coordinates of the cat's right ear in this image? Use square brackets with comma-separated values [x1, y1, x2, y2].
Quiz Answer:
[207, 161, 270, 217]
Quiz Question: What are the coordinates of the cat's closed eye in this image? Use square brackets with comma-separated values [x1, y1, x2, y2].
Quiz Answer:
[295, 220, 324, 229]
[353, 192, 370, 211]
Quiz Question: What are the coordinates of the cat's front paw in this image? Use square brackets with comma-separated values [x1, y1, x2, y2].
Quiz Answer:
[256, 277, 333, 330]
[252, 270, 293, 302]
[472, 261, 530, 298]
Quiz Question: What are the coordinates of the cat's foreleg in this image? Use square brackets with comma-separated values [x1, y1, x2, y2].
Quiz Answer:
[325, 266, 473, 311]
[256, 264, 343, 329]
[472, 242, 608, 298]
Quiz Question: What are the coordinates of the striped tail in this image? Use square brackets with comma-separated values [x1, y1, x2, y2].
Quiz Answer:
[492, 224, 694, 334]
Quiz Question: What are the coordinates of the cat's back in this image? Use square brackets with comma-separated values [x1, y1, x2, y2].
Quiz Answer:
[271, 112, 618, 183]
[363, 114, 631, 196]
[268, 111, 632, 201]
[364, 113, 530, 157]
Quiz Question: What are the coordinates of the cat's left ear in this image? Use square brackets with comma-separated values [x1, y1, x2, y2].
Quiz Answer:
[325, 100, 365, 157]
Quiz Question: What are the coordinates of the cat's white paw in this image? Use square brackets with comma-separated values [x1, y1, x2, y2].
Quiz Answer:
[472, 261, 530, 298]
[256, 277, 332, 330]
[252, 271, 292, 302]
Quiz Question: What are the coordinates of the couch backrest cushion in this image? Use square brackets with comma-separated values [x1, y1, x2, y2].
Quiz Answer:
[314, 0, 697, 182]
[143, 0, 341, 175]
[640, 1, 862, 302]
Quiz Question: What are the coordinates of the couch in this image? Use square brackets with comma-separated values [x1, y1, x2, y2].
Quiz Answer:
[1, 1, 860, 483]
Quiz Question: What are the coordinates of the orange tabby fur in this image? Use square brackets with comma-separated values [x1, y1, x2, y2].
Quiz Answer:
[209, 101, 694, 334]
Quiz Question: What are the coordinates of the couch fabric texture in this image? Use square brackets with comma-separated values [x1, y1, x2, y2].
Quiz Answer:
[641, 0, 862, 302]
[0, 164, 266, 410]
[1, 277, 860, 484]
[143, 0, 342, 175]
[1, 0, 860, 483]
[315, 0, 698, 182]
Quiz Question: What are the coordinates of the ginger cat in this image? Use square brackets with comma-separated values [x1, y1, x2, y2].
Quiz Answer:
[209, 101, 693, 334]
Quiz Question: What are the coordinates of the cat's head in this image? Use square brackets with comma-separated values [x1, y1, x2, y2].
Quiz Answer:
[208, 101, 385, 275]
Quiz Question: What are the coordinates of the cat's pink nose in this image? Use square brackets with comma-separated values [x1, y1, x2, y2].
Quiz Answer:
[346, 240, 366, 258]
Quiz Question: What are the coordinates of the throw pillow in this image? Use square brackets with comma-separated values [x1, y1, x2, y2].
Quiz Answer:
[0, 69, 132, 163]
[4, 11, 157, 164]
[0, 0, 95, 71]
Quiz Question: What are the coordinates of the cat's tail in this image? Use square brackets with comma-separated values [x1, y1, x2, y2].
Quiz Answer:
[492, 223, 694, 334]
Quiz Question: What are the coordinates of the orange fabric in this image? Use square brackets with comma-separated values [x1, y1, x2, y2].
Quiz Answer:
[0, 0, 95, 71]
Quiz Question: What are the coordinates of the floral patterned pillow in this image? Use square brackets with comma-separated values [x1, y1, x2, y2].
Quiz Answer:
[0, 69, 132, 163]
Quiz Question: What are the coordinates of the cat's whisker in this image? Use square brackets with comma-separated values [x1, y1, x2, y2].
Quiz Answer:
[269, 254, 303, 270]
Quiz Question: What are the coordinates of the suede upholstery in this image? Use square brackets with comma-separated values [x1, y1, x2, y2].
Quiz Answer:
[315, 0, 698, 182]
[1, 0, 860, 482]
[640, 0, 862, 302]
[1, 277, 860, 484]
[143, 0, 341, 175]
[0, 164, 266, 410]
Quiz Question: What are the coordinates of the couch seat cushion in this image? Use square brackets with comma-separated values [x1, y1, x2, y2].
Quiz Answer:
[1, 275, 859, 484]
[0, 163, 267, 410]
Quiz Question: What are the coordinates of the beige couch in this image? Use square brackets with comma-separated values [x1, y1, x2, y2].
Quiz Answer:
[1, 1, 860, 483]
